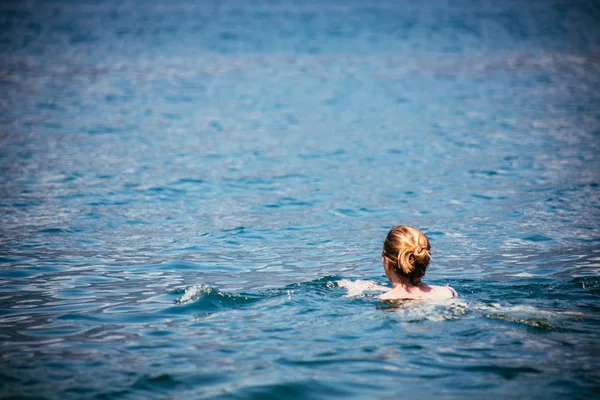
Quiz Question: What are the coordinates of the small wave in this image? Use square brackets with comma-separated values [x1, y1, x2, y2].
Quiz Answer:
[175, 277, 338, 309]
[172, 284, 262, 315]
[176, 283, 217, 305]
[485, 314, 556, 330]
[475, 303, 584, 330]
[476, 303, 584, 318]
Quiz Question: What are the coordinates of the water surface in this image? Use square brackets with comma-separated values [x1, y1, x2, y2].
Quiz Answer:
[1, 0, 600, 398]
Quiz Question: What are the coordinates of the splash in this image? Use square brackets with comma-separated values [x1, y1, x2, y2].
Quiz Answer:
[382, 299, 468, 322]
[176, 283, 218, 305]
[336, 279, 389, 297]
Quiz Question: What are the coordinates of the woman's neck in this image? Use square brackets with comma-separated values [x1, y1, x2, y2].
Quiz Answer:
[390, 275, 420, 289]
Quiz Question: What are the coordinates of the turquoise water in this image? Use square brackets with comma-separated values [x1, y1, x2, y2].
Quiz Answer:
[1, 0, 600, 398]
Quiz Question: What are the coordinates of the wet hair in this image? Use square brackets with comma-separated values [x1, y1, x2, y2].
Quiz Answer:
[382, 225, 431, 285]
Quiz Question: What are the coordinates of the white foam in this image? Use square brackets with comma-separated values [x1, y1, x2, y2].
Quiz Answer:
[508, 272, 537, 277]
[475, 303, 584, 318]
[337, 279, 389, 297]
[177, 284, 212, 304]
[390, 300, 468, 321]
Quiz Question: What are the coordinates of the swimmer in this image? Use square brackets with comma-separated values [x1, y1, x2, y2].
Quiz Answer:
[380, 225, 457, 301]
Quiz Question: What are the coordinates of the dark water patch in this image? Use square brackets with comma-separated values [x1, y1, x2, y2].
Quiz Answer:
[469, 169, 499, 176]
[220, 226, 246, 235]
[0, 256, 32, 264]
[35, 227, 65, 235]
[87, 125, 125, 135]
[140, 186, 186, 194]
[212, 379, 349, 400]
[0, 264, 65, 279]
[87, 200, 130, 207]
[124, 219, 148, 225]
[131, 373, 182, 391]
[471, 193, 507, 201]
[278, 356, 381, 368]
[173, 178, 205, 185]
[265, 197, 312, 208]
[571, 277, 600, 296]
[54, 312, 106, 324]
[298, 149, 346, 159]
[521, 233, 554, 243]
[425, 230, 445, 237]
[462, 364, 541, 380]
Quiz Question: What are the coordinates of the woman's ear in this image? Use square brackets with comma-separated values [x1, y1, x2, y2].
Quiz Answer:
[382, 257, 390, 270]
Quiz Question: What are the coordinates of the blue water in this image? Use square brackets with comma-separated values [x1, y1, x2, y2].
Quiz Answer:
[1, 0, 600, 398]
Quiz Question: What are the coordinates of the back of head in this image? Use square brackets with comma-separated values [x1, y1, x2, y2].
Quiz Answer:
[382, 225, 431, 285]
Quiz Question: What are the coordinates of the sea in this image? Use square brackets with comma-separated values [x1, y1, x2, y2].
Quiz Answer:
[1, 0, 599, 398]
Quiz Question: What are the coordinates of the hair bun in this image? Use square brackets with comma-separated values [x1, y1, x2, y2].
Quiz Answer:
[413, 245, 430, 264]
[383, 225, 432, 285]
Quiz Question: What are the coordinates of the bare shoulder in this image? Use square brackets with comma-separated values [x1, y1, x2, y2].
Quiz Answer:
[379, 290, 403, 300]
[379, 284, 457, 301]
[429, 284, 457, 299]
[379, 289, 419, 300]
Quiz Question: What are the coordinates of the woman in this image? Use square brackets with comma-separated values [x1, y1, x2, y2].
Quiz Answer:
[380, 225, 457, 300]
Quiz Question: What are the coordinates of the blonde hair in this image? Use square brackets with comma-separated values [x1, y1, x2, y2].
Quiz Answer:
[382, 225, 431, 285]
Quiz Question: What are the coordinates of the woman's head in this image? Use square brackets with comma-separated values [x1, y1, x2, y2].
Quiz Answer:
[382, 225, 431, 285]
